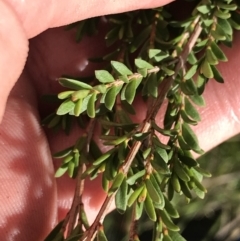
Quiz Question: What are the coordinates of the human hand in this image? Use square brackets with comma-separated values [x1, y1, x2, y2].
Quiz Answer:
[1, 0, 240, 240]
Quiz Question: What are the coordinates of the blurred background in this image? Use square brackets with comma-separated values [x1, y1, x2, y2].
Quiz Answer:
[103, 134, 240, 241]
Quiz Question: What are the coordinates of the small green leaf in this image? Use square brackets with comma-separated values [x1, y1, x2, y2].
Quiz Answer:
[95, 70, 115, 83]
[197, 74, 206, 95]
[150, 174, 165, 209]
[194, 186, 205, 199]
[137, 68, 148, 77]
[105, 86, 118, 110]
[108, 172, 125, 195]
[59, 78, 93, 90]
[73, 150, 80, 167]
[211, 65, 224, 83]
[194, 166, 212, 177]
[103, 135, 128, 146]
[178, 153, 198, 167]
[80, 207, 90, 230]
[187, 51, 198, 65]
[181, 78, 198, 95]
[144, 194, 157, 221]
[93, 148, 116, 166]
[152, 136, 171, 150]
[168, 182, 174, 201]
[71, 89, 90, 101]
[152, 151, 170, 175]
[128, 184, 145, 207]
[215, 9, 231, 19]
[197, 5, 211, 14]
[203, 19, 214, 27]
[102, 173, 109, 192]
[169, 231, 186, 241]
[53, 146, 73, 159]
[217, 2, 237, 10]
[200, 59, 213, 78]
[179, 179, 192, 199]
[93, 84, 107, 94]
[218, 18, 232, 35]
[181, 123, 202, 153]
[151, 121, 176, 136]
[149, 49, 161, 58]
[74, 98, 83, 116]
[127, 170, 146, 185]
[210, 41, 228, 62]
[171, 173, 181, 193]
[192, 176, 207, 193]
[206, 47, 218, 65]
[87, 93, 97, 118]
[180, 110, 198, 125]
[62, 155, 73, 164]
[178, 135, 191, 150]
[184, 97, 201, 121]
[102, 154, 117, 181]
[58, 91, 75, 100]
[55, 165, 68, 178]
[133, 132, 150, 141]
[189, 95, 205, 106]
[211, 28, 226, 41]
[228, 18, 240, 30]
[57, 99, 75, 115]
[164, 195, 179, 218]
[153, 51, 169, 62]
[142, 147, 151, 159]
[67, 161, 75, 178]
[145, 178, 161, 204]
[147, 73, 158, 98]
[138, 184, 148, 202]
[174, 160, 190, 182]
[111, 61, 133, 76]
[185, 65, 198, 80]
[135, 201, 144, 220]
[159, 209, 180, 231]
[155, 147, 168, 163]
[135, 59, 154, 69]
[125, 80, 137, 104]
[119, 75, 129, 83]
[115, 177, 128, 213]
[162, 66, 174, 76]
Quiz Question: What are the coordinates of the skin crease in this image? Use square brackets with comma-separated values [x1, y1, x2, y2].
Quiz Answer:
[0, 0, 240, 240]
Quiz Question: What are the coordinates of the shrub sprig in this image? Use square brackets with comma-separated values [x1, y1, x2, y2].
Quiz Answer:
[43, 0, 240, 240]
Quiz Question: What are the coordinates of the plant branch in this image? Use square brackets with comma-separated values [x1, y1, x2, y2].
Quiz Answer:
[81, 20, 203, 241]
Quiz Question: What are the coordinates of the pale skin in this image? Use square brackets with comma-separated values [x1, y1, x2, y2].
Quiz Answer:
[0, 0, 240, 240]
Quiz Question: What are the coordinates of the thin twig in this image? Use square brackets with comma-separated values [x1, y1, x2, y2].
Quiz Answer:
[129, 203, 138, 241]
[66, 164, 85, 237]
[63, 119, 96, 238]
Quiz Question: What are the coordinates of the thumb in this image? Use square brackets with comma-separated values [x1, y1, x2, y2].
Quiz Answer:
[0, 1, 28, 123]
[0, 0, 172, 123]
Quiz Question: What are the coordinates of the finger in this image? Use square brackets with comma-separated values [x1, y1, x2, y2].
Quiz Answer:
[0, 1, 28, 122]
[0, 73, 57, 241]
[5, 0, 173, 38]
